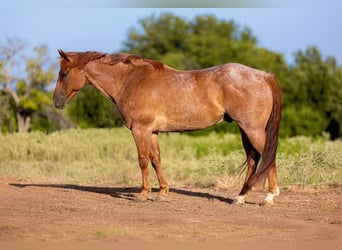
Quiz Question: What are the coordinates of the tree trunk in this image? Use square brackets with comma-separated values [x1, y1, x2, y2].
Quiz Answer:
[16, 112, 31, 133]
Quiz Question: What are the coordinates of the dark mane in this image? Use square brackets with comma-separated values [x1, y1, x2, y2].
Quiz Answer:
[61, 51, 164, 70]
[105, 53, 164, 70]
[61, 51, 105, 68]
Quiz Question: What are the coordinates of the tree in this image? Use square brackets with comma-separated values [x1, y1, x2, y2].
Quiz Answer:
[0, 90, 16, 133]
[282, 47, 342, 139]
[122, 13, 288, 73]
[123, 13, 198, 70]
[0, 38, 56, 132]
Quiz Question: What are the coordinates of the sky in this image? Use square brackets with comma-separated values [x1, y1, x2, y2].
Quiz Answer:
[0, 5, 341, 67]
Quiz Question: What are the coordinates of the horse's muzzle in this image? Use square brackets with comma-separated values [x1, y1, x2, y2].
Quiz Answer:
[53, 95, 67, 109]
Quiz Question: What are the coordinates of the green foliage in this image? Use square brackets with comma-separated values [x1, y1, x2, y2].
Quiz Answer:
[26, 46, 56, 90]
[31, 105, 74, 133]
[123, 13, 265, 70]
[67, 85, 123, 128]
[19, 45, 56, 114]
[280, 105, 327, 137]
[124, 13, 190, 61]
[0, 40, 60, 133]
[0, 91, 17, 133]
[282, 47, 342, 138]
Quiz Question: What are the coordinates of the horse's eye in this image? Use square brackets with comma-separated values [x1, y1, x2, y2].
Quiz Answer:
[59, 71, 68, 78]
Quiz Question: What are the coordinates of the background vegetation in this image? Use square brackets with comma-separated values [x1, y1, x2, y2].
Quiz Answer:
[0, 129, 341, 188]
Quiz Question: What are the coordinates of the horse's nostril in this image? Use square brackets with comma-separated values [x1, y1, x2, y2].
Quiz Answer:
[53, 95, 66, 109]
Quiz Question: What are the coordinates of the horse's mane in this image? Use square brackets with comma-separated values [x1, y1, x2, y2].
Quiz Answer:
[62, 51, 164, 71]
[65, 51, 105, 68]
[105, 53, 164, 70]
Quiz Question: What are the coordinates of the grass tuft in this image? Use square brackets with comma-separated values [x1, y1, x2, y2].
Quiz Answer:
[0, 128, 341, 189]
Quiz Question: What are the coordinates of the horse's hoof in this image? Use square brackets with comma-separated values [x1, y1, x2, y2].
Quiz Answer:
[135, 195, 149, 202]
[260, 199, 274, 207]
[260, 191, 277, 207]
[232, 196, 245, 205]
[154, 195, 169, 202]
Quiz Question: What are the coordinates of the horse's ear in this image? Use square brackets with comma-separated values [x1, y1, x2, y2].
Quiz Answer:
[58, 49, 70, 62]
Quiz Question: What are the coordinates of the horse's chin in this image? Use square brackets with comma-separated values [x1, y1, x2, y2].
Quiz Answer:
[53, 97, 67, 109]
[54, 102, 67, 110]
[53, 91, 77, 109]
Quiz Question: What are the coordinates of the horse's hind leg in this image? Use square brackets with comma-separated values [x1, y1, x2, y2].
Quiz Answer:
[233, 128, 261, 204]
[262, 163, 280, 206]
[234, 126, 280, 205]
[149, 133, 169, 201]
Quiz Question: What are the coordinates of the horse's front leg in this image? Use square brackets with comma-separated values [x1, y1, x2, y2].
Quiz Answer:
[131, 128, 152, 202]
[150, 133, 169, 202]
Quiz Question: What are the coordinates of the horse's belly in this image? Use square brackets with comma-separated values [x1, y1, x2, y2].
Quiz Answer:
[153, 110, 224, 132]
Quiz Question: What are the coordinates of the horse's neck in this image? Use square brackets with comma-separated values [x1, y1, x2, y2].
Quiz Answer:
[85, 62, 125, 103]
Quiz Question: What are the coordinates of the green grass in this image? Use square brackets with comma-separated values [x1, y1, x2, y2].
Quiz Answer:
[88, 227, 126, 240]
[0, 128, 341, 189]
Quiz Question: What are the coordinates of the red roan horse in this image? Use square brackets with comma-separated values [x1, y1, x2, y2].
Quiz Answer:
[53, 50, 282, 205]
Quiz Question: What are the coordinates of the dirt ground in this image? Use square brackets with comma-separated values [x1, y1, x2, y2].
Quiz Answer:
[1, 178, 342, 244]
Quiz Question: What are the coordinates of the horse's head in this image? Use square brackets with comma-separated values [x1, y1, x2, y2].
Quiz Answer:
[53, 49, 88, 109]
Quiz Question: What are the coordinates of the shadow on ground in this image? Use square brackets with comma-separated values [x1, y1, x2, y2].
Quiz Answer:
[10, 183, 234, 204]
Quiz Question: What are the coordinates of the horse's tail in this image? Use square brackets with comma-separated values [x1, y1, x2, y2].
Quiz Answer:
[247, 74, 282, 188]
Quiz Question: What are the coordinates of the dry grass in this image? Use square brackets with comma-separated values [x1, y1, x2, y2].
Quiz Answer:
[0, 128, 341, 189]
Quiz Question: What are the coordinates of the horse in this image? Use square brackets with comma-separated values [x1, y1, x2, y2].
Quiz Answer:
[53, 50, 282, 206]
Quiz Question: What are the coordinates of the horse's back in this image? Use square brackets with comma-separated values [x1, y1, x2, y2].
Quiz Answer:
[218, 63, 272, 85]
